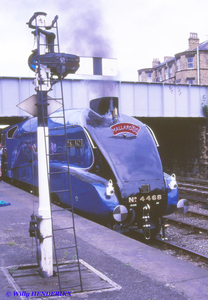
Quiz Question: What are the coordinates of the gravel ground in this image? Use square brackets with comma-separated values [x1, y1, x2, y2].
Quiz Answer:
[155, 202, 208, 269]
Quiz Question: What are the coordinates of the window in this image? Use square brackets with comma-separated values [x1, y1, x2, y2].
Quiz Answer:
[49, 125, 94, 169]
[139, 73, 142, 81]
[66, 127, 94, 168]
[7, 126, 18, 139]
[89, 142, 114, 180]
[187, 57, 194, 69]
[176, 59, 180, 71]
[169, 66, 173, 78]
[146, 72, 152, 82]
[159, 70, 162, 81]
[165, 68, 169, 80]
[12, 132, 37, 169]
[1, 133, 6, 147]
[186, 78, 195, 84]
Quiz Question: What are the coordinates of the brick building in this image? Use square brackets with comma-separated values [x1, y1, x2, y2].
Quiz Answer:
[138, 33, 208, 85]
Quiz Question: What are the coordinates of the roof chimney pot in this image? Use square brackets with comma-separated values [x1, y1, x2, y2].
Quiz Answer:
[188, 32, 199, 50]
[152, 58, 160, 67]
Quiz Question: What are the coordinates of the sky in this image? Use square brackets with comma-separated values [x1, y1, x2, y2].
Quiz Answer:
[1, 0, 208, 81]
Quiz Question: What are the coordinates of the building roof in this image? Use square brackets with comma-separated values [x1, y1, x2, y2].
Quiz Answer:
[153, 39, 208, 69]
[196, 39, 208, 51]
[152, 57, 175, 69]
[183, 39, 208, 52]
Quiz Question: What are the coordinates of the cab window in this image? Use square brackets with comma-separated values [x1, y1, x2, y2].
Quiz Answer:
[49, 125, 94, 169]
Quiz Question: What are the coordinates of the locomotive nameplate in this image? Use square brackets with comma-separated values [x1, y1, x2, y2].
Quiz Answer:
[110, 123, 140, 136]
[67, 139, 83, 148]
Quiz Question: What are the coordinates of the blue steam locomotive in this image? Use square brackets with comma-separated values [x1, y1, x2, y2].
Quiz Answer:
[1, 97, 183, 238]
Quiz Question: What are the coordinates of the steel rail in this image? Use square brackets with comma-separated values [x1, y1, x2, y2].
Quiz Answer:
[164, 217, 208, 234]
[178, 192, 208, 204]
[178, 186, 208, 196]
[186, 210, 208, 219]
[178, 182, 208, 191]
[177, 177, 208, 185]
[155, 237, 208, 264]
[127, 228, 208, 265]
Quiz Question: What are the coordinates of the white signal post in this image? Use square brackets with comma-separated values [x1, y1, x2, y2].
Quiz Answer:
[37, 126, 53, 277]
[24, 12, 80, 277]
[34, 13, 53, 277]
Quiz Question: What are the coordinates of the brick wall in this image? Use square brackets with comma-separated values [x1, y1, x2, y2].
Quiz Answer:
[138, 117, 208, 179]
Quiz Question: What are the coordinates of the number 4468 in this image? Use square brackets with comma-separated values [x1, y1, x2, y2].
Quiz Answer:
[139, 195, 162, 202]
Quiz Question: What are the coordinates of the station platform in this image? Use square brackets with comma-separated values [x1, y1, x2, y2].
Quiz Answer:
[0, 180, 208, 300]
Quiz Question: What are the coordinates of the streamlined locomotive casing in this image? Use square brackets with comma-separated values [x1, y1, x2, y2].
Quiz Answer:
[1, 97, 179, 236]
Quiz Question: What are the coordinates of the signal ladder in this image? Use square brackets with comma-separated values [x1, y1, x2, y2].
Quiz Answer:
[28, 12, 83, 292]
[47, 85, 83, 293]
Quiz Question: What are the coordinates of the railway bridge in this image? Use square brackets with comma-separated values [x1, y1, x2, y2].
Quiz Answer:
[1, 76, 208, 179]
[0, 76, 207, 118]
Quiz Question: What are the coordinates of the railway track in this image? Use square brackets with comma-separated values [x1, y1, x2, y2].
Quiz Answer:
[157, 178, 208, 267]
[164, 215, 208, 234]
[127, 227, 208, 267]
[178, 177, 208, 193]
[178, 177, 208, 207]
[186, 210, 208, 218]
[154, 237, 208, 265]
[179, 185, 208, 196]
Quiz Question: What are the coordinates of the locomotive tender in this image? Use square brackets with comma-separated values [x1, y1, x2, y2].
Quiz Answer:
[1, 96, 182, 238]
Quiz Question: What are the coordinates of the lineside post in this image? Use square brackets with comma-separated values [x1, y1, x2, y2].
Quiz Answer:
[28, 12, 53, 277]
